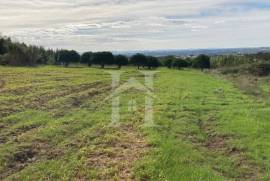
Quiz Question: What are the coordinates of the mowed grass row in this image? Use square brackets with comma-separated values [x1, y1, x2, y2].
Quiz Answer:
[0, 67, 150, 180]
[136, 69, 270, 180]
[0, 66, 270, 180]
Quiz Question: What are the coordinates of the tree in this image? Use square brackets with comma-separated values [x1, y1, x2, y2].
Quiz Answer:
[5, 43, 37, 66]
[25, 46, 42, 66]
[92, 52, 114, 68]
[164, 59, 173, 68]
[81, 52, 93, 66]
[162, 56, 175, 68]
[0, 38, 7, 55]
[0, 38, 42, 66]
[114, 55, 128, 69]
[192, 54, 210, 70]
[56, 50, 69, 66]
[146, 56, 160, 69]
[69, 50, 80, 64]
[56, 50, 80, 67]
[56, 50, 68, 66]
[130, 53, 147, 69]
[172, 58, 188, 69]
[185, 57, 193, 67]
[0, 37, 11, 65]
[5, 44, 27, 66]
[0, 36, 58, 66]
[44, 49, 56, 65]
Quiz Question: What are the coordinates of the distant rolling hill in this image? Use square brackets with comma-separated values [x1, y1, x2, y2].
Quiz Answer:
[115, 47, 270, 57]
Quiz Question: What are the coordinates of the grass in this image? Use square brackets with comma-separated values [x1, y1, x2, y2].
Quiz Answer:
[0, 66, 270, 180]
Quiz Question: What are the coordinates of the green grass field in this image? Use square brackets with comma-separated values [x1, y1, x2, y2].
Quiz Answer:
[0, 66, 270, 180]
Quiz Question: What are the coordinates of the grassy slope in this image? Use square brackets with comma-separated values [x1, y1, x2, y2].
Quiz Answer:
[0, 66, 270, 180]
[136, 69, 270, 180]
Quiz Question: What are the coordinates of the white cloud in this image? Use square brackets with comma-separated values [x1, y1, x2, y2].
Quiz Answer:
[0, 0, 270, 51]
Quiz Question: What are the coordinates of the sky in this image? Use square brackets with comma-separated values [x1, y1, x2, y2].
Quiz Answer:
[0, 0, 270, 52]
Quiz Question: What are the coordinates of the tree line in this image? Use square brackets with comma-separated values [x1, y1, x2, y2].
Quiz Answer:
[0, 37, 55, 66]
[0, 36, 213, 70]
[56, 51, 160, 69]
[0, 37, 161, 69]
[160, 54, 210, 70]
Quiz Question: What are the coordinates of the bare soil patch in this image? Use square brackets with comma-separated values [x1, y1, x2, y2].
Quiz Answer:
[0, 140, 65, 180]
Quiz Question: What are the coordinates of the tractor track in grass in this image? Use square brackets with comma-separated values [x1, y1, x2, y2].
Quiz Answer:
[201, 120, 263, 180]
[0, 121, 85, 179]
[0, 81, 113, 179]
[82, 124, 148, 180]
[184, 111, 264, 180]
[0, 81, 110, 119]
[0, 78, 148, 180]
[0, 81, 110, 126]
[25, 81, 110, 110]
[0, 141, 64, 180]
[0, 116, 148, 180]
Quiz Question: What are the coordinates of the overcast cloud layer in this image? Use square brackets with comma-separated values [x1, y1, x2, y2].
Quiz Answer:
[0, 0, 270, 52]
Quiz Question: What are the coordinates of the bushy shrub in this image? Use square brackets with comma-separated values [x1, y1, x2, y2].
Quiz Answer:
[220, 67, 241, 75]
[172, 59, 188, 69]
[248, 63, 270, 76]
[210, 54, 268, 68]
[192, 54, 210, 70]
[161, 56, 175, 68]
